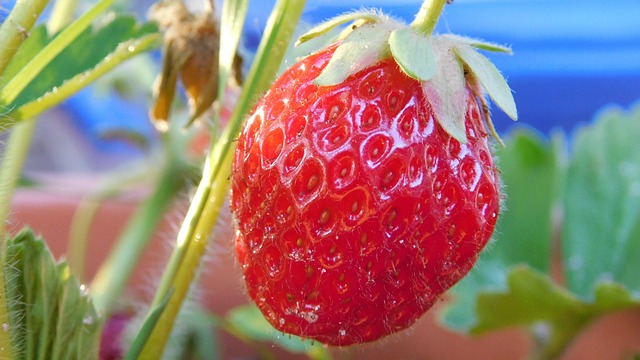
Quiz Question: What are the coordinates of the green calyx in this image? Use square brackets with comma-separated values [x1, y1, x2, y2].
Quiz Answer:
[296, 7, 518, 145]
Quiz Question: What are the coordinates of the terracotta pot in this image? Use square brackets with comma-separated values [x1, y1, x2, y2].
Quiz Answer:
[9, 174, 640, 359]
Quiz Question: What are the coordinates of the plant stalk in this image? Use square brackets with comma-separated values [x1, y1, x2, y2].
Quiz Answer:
[134, 0, 306, 357]
[410, 0, 448, 35]
[0, 0, 50, 77]
[0, 0, 78, 355]
[89, 159, 188, 314]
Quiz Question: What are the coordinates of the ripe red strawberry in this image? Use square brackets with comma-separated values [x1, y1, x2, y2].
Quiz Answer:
[230, 4, 516, 346]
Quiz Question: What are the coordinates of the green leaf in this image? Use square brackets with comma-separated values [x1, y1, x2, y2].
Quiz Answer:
[563, 105, 640, 298]
[2, 229, 100, 359]
[441, 129, 561, 330]
[470, 266, 640, 358]
[226, 305, 331, 360]
[421, 37, 467, 143]
[0, 0, 114, 106]
[389, 28, 436, 81]
[9, 31, 159, 122]
[452, 44, 518, 121]
[295, 11, 382, 46]
[490, 130, 560, 268]
[1, 15, 158, 117]
[471, 266, 581, 335]
[314, 20, 399, 86]
[441, 34, 512, 54]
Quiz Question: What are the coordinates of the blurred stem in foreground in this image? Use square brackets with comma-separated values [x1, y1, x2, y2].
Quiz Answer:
[90, 137, 194, 315]
[132, 0, 307, 358]
[0, 0, 50, 76]
[0, 0, 78, 357]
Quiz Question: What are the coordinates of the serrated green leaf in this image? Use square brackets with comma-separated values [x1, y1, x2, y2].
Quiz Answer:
[389, 28, 436, 81]
[226, 305, 331, 359]
[314, 20, 399, 86]
[2, 229, 100, 360]
[296, 11, 382, 46]
[563, 105, 640, 298]
[453, 44, 518, 121]
[470, 266, 640, 358]
[441, 34, 512, 54]
[441, 130, 560, 330]
[421, 37, 467, 143]
[471, 266, 581, 335]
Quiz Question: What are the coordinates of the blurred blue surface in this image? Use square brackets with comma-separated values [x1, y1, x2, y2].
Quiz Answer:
[3, 0, 639, 163]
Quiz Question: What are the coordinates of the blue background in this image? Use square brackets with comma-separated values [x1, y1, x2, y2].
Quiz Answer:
[3, 0, 640, 162]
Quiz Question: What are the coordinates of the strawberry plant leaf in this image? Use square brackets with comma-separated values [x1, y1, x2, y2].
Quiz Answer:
[563, 105, 640, 298]
[452, 44, 518, 121]
[0, 0, 114, 107]
[3, 14, 158, 109]
[296, 11, 382, 46]
[226, 304, 331, 360]
[471, 266, 581, 335]
[389, 27, 436, 81]
[471, 266, 640, 359]
[314, 20, 399, 86]
[441, 129, 561, 330]
[441, 34, 512, 54]
[421, 37, 467, 143]
[2, 229, 100, 359]
[11, 31, 159, 122]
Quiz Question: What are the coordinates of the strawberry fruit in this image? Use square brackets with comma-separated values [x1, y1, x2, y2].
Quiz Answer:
[230, 1, 517, 346]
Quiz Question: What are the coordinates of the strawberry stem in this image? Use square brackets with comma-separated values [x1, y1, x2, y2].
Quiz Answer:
[410, 0, 448, 36]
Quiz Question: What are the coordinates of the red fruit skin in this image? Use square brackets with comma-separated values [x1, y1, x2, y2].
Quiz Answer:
[230, 46, 500, 346]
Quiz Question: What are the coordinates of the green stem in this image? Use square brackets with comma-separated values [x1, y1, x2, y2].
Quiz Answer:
[0, 120, 37, 238]
[0, 123, 35, 360]
[133, 0, 306, 357]
[410, 0, 448, 35]
[47, 0, 79, 33]
[0, 0, 77, 356]
[0, 0, 50, 77]
[0, 0, 113, 106]
[90, 159, 188, 315]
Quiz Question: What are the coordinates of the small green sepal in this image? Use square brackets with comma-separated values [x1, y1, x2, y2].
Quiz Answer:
[389, 27, 436, 81]
[421, 37, 468, 144]
[314, 20, 400, 86]
[295, 10, 383, 47]
[453, 44, 518, 121]
[441, 34, 512, 54]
